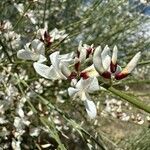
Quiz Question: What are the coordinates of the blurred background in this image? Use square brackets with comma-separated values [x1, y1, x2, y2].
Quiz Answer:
[0, 0, 150, 149]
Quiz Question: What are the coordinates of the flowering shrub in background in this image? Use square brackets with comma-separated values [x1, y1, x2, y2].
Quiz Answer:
[0, 0, 150, 149]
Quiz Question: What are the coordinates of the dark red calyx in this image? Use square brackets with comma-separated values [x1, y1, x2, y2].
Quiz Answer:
[80, 72, 89, 80]
[68, 72, 77, 80]
[74, 62, 80, 72]
[44, 31, 52, 46]
[86, 48, 93, 58]
[115, 73, 128, 80]
[77, 50, 80, 58]
[110, 61, 117, 73]
[101, 71, 111, 79]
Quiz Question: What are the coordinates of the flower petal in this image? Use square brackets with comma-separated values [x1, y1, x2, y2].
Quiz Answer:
[77, 41, 87, 62]
[59, 62, 71, 78]
[112, 45, 118, 64]
[50, 51, 72, 80]
[75, 78, 84, 89]
[80, 64, 99, 78]
[101, 45, 111, 71]
[50, 28, 67, 40]
[49, 51, 60, 69]
[68, 87, 79, 97]
[24, 43, 31, 51]
[76, 78, 91, 90]
[121, 52, 141, 74]
[33, 62, 59, 80]
[38, 55, 47, 63]
[110, 46, 118, 73]
[50, 28, 59, 39]
[70, 79, 77, 86]
[59, 52, 74, 64]
[31, 39, 45, 55]
[80, 91, 88, 101]
[102, 55, 111, 71]
[36, 28, 47, 40]
[17, 49, 37, 60]
[78, 41, 83, 52]
[93, 46, 105, 74]
[87, 77, 100, 93]
[101, 45, 110, 59]
[84, 99, 97, 118]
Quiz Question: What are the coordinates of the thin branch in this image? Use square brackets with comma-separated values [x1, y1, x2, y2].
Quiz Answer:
[103, 85, 150, 113]
[42, 0, 48, 27]
[20, 80, 106, 150]
[13, 2, 32, 30]
[137, 60, 150, 66]
[0, 39, 12, 63]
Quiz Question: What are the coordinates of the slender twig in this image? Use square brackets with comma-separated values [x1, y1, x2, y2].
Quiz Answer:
[42, 0, 48, 27]
[80, 128, 106, 150]
[0, 39, 12, 63]
[13, 2, 32, 30]
[113, 80, 150, 86]
[137, 60, 150, 66]
[104, 85, 150, 113]
[20, 80, 106, 149]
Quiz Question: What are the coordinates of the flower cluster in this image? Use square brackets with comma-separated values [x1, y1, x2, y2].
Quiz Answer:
[0, 20, 21, 53]
[17, 36, 141, 118]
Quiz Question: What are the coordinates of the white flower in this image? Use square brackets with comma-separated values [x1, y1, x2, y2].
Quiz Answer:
[2, 20, 12, 31]
[68, 77, 99, 118]
[93, 45, 141, 80]
[77, 41, 94, 62]
[16, 106, 24, 118]
[74, 41, 94, 72]
[29, 127, 41, 137]
[115, 52, 141, 80]
[37, 28, 68, 46]
[17, 39, 46, 63]
[4, 31, 21, 49]
[33, 51, 74, 80]
[14, 3, 24, 15]
[12, 139, 21, 150]
[14, 117, 30, 130]
[5, 84, 18, 102]
[27, 10, 37, 24]
[0, 117, 8, 124]
[50, 28, 68, 41]
[93, 45, 111, 78]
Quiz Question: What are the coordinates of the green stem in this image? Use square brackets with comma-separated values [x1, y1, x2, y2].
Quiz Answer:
[42, 0, 48, 27]
[138, 60, 150, 66]
[13, 2, 32, 30]
[125, 80, 150, 84]
[106, 86, 150, 113]
[113, 80, 150, 86]
[0, 39, 12, 63]
[20, 80, 105, 149]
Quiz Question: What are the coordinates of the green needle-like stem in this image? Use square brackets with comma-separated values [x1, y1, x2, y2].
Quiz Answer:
[13, 2, 32, 30]
[105, 85, 150, 113]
